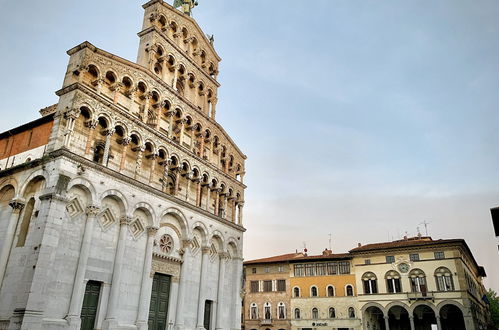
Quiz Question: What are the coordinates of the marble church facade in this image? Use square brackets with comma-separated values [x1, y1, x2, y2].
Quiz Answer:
[0, 1, 246, 329]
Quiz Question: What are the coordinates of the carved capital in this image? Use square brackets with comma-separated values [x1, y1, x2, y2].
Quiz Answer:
[147, 226, 159, 237]
[121, 137, 132, 146]
[9, 199, 25, 212]
[201, 246, 211, 254]
[85, 205, 100, 216]
[85, 119, 98, 129]
[64, 108, 81, 120]
[120, 216, 133, 226]
[105, 128, 115, 137]
[238, 202, 245, 208]
[181, 238, 193, 249]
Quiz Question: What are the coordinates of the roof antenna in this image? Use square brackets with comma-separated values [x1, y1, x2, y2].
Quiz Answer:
[328, 234, 332, 250]
[419, 221, 430, 236]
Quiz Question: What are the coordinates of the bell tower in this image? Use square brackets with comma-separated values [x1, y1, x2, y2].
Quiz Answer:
[137, 0, 220, 120]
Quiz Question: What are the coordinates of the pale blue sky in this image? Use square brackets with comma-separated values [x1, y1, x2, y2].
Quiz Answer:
[0, 1, 498, 289]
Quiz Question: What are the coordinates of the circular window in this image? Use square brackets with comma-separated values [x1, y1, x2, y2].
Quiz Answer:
[159, 234, 173, 254]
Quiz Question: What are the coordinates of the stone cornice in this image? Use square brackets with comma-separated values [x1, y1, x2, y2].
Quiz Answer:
[138, 26, 220, 87]
[142, 0, 221, 61]
[48, 148, 246, 232]
[56, 83, 246, 189]
[64, 42, 246, 160]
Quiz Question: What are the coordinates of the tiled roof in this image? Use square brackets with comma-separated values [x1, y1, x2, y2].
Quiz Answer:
[349, 237, 464, 253]
[244, 252, 351, 265]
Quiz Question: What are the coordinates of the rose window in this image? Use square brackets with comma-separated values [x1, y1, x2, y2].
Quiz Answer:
[159, 234, 173, 254]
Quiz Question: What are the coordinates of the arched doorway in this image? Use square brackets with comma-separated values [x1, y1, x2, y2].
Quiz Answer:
[388, 305, 411, 330]
[413, 305, 437, 330]
[440, 304, 465, 330]
[364, 306, 386, 330]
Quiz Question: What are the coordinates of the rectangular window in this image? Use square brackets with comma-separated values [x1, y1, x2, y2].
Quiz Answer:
[278, 265, 284, 273]
[294, 264, 304, 277]
[252, 267, 256, 274]
[386, 255, 395, 263]
[327, 262, 338, 275]
[387, 278, 402, 293]
[305, 264, 315, 276]
[434, 251, 445, 259]
[410, 253, 420, 262]
[263, 280, 272, 292]
[264, 267, 270, 273]
[364, 259, 371, 265]
[339, 261, 350, 274]
[316, 263, 326, 275]
[277, 279, 286, 292]
[250, 281, 259, 293]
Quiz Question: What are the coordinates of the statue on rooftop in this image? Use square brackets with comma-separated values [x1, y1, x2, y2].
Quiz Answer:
[173, 0, 198, 16]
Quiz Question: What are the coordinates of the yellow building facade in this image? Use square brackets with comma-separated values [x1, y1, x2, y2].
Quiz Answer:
[242, 237, 490, 330]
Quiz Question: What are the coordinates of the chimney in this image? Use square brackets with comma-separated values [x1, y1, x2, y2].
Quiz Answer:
[322, 248, 332, 256]
[357, 243, 362, 247]
[403, 235, 408, 240]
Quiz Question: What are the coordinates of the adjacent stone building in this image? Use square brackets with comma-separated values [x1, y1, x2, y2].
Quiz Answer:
[0, 1, 246, 329]
[242, 237, 489, 330]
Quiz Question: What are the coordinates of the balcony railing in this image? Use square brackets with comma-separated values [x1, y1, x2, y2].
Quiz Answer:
[407, 291, 434, 301]
[260, 319, 272, 325]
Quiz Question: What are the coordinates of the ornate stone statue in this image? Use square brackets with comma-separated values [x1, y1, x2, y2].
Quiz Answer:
[173, 0, 198, 16]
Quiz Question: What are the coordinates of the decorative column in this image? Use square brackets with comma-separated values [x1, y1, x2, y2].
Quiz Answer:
[63, 108, 81, 147]
[204, 184, 211, 211]
[436, 316, 442, 330]
[174, 169, 181, 196]
[195, 179, 202, 207]
[133, 145, 145, 179]
[84, 119, 98, 156]
[172, 65, 179, 89]
[179, 119, 186, 145]
[103, 216, 131, 329]
[409, 316, 415, 330]
[174, 239, 192, 330]
[0, 199, 25, 289]
[119, 137, 131, 171]
[111, 82, 123, 104]
[232, 256, 243, 330]
[148, 152, 158, 184]
[215, 252, 228, 330]
[161, 159, 171, 192]
[102, 128, 115, 166]
[384, 316, 390, 330]
[136, 226, 158, 330]
[214, 189, 221, 216]
[167, 111, 175, 138]
[237, 202, 244, 226]
[211, 97, 218, 119]
[196, 246, 211, 329]
[185, 171, 192, 202]
[67, 205, 101, 329]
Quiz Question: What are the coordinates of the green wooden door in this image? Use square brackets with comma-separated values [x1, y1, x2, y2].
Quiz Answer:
[81, 281, 101, 330]
[148, 273, 171, 330]
[203, 300, 212, 330]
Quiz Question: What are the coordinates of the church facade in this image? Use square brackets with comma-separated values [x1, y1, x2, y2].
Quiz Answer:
[0, 1, 246, 329]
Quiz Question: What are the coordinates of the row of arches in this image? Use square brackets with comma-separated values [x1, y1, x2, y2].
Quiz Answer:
[64, 105, 244, 223]
[0, 172, 242, 256]
[363, 302, 467, 330]
[77, 65, 242, 179]
[293, 284, 354, 298]
[144, 45, 217, 117]
[361, 268, 454, 295]
[149, 12, 218, 77]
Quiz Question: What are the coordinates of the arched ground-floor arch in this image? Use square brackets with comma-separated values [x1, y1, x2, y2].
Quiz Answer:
[413, 304, 437, 330]
[440, 304, 465, 330]
[388, 305, 411, 330]
[364, 305, 386, 330]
